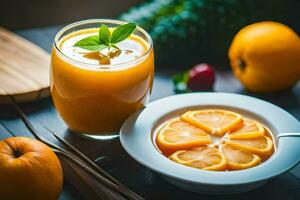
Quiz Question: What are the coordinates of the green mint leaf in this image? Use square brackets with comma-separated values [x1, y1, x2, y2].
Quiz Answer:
[110, 23, 136, 44]
[74, 35, 107, 51]
[111, 44, 120, 50]
[99, 25, 111, 46]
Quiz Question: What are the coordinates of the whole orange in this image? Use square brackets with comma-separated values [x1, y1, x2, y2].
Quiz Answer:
[0, 137, 63, 200]
[228, 21, 300, 92]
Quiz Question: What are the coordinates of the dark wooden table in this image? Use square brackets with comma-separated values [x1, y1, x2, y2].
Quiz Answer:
[1, 25, 300, 200]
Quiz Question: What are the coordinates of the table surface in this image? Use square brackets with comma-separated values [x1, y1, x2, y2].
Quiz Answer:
[1, 25, 300, 200]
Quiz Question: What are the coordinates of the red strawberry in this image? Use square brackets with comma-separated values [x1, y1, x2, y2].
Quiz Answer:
[187, 63, 215, 91]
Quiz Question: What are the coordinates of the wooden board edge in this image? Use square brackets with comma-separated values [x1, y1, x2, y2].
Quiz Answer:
[0, 87, 50, 104]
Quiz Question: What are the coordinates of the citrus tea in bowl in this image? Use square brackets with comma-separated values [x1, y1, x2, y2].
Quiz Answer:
[155, 109, 275, 171]
[51, 19, 154, 138]
[120, 93, 300, 194]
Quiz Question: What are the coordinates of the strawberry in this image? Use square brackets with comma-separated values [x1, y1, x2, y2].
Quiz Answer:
[187, 64, 215, 91]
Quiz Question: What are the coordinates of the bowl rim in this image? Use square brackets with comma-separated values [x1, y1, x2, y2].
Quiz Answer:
[120, 92, 300, 186]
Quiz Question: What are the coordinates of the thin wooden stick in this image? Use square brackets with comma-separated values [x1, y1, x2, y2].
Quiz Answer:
[53, 149, 137, 200]
[48, 127, 143, 200]
[10, 102, 38, 136]
[59, 157, 107, 200]
[45, 126, 126, 187]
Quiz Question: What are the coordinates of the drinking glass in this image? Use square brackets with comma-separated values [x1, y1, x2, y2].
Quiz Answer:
[50, 19, 154, 139]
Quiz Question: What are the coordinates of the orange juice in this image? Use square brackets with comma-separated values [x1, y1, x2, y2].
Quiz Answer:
[51, 20, 154, 137]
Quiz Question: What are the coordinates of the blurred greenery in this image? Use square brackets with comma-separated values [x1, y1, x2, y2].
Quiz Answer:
[172, 71, 191, 93]
[120, 0, 300, 69]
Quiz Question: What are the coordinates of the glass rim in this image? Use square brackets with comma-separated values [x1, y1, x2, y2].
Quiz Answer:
[53, 19, 153, 69]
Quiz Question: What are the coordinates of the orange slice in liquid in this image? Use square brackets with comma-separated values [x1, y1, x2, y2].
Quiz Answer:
[169, 146, 227, 171]
[156, 118, 211, 156]
[225, 136, 273, 158]
[181, 109, 243, 136]
[220, 145, 261, 170]
[228, 119, 265, 139]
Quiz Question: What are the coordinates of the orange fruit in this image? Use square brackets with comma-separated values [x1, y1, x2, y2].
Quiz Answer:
[228, 119, 265, 139]
[0, 137, 63, 200]
[181, 109, 242, 136]
[220, 145, 261, 170]
[225, 136, 273, 158]
[228, 21, 300, 92]
[169, 146, 227, 171]
[156, 118, 211, 156]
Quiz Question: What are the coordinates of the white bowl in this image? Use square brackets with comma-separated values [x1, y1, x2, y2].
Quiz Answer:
[120, 93, 300, 194]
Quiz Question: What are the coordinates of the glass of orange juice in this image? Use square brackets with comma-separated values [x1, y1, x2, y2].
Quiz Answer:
[51, 19, 154, 139]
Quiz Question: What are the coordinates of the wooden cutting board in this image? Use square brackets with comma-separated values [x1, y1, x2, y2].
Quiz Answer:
[0, 27, 50, 104]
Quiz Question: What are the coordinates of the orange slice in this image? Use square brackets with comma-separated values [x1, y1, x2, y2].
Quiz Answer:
[156, 118, 211, 156]
[225, 136, 273, 158]
[220, 145, 261, 170]
[228, 119, 265, 139]
[181, 109, 243, 136]
[169, 146, 227, 171]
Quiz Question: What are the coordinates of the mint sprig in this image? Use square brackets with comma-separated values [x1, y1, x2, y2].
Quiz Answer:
[99, 25, 111, 46]
[74, 23, 136, 51]
[110, 23, 136, 44]
[74, 35, 107, 51]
